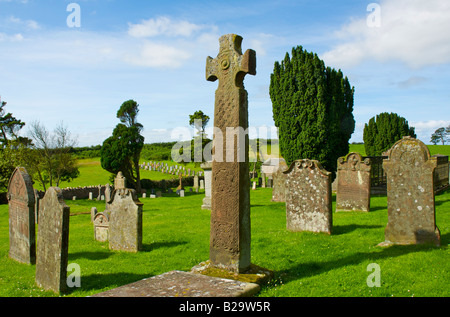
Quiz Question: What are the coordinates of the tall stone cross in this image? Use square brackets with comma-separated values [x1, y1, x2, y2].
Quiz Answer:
[206, 34, 256, 273]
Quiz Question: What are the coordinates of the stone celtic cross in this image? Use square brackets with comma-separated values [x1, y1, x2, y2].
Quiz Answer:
[206, 34, 256, 273]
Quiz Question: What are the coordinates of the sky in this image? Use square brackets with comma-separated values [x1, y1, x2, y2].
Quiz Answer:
[0, 0, 449, 147]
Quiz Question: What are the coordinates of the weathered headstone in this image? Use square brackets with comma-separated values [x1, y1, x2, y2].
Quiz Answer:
[261, 172, 266, 188]
[201, 161, 212, 210]
[7, 167, 36, 264]
[94, 212, 109, 242]
[272, 159, 288, 202]
[114, 172, 126, 190]
[108, 187, 143, 252]
[381, 137, 440, 246]
[284, 159, 332, 234]
[35, 187, 70, 293]
[193, 175, 199, 189]
[105, 183, 112, 203]
[91, 207, 98, 222]
[336, 152, 372, 212]
[199, 180, 205, 190]
[206, 34, 256, 273]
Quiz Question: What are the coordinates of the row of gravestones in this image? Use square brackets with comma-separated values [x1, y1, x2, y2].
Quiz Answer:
[140, 161, 204, 177]
[7, 168, 144, 294]
[271, 136, 441, 246]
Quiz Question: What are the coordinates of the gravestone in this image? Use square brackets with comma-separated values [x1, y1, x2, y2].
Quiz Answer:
[261, 173, 266, 188]
[284, 159, 332, 234]
[199, 180, 205, 190]
[201, 161, 212, 210]
[94, 212, 110, 242]
[336, 152, 372, 212]
[108, 184, 143, 252]
[272, 159, 288, 202]
[35, 187, 70, 293]
[381, 137, 440, 246]
[91, 207, 98, 222]
[206, 34, 256, 273]
[7, 167, 36, 264]
[114, 172, 126, 190]
[193, 175, 199, 189]
[105, 183, 112, 203]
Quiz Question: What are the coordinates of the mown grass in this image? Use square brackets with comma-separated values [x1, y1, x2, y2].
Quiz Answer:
[0, 187, 448, 297]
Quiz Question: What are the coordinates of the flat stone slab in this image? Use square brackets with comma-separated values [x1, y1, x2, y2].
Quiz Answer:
[90, 271, 260, 297]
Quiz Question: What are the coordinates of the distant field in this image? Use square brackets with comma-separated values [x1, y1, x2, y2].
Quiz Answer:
[51, 143, 448, 190]
[348, 144, 449, 157]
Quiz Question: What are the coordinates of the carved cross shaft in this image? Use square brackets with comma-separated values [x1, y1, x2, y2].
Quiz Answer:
[205, 34, 256, 273]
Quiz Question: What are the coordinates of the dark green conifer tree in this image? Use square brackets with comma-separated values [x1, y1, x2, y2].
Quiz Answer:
[270, 46, 355, 177]
[363, 112, 416, 156]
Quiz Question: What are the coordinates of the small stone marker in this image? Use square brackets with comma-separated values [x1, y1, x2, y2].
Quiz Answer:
[114, 171, 126, 189]
[105, 183, 112, 203]
[91, 207, 98, 222]
[108, 187, 143, 252]
[272, 159, 288, 202]
[381, 137, 440, 246]
[35, 187, 70, 294]
[7, 167, 36, 264]
[201, 162, 212, 210]
[94, 212, 110, 242]
[284, 159, 332, 234]
[336, 152, 372, 212]
[206, 33, 256, 273]
[91, 271, 260, 298]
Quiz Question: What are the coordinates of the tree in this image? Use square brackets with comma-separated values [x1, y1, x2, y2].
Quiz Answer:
[26, 121, 79, 190]
[189, 110, 210, 137]
[270, 46, 355, 177]
[0, 98, 30, 148]
[431, 127, 447, 145]
[101, 100, 144, 192]
[0, 98, 33, 191]
[363, 112, 416, 156]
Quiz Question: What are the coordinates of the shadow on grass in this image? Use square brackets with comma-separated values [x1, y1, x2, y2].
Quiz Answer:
[67, 272, 152, 294]
[142, 240, 188, 252]
[70, 251, 113, 261]
[271, 242, 444, 285]
[332, 224, 383, 235]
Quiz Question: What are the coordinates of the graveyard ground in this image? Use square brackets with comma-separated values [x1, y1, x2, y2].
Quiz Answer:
[0, 186, 448, 297]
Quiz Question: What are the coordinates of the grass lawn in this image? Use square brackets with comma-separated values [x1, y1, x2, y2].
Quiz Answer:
[0, 187, 448, 297]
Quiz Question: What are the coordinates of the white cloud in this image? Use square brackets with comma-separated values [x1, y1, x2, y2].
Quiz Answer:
[411, 120, 450, 143]
[124, 41, 191, 68]
[7, 15, 40, 30]
[128, 16, 205, 38]
[321, 0, 450, 69]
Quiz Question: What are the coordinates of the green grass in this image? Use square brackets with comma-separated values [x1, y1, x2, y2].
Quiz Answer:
[348, 144, 450, 157]
[0, 188, 448, 297]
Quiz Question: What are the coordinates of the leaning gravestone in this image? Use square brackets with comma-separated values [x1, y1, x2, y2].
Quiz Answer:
[272, 159, 288, 202]
[206, 34, 256, 273]
[35, 187, 70, 293]
[7, 167, 36, 264]
[108, 173, 143, 252]
[381, 136, 440, 246]
[284, 159, 332, 234]
[336, 152, 372, 212]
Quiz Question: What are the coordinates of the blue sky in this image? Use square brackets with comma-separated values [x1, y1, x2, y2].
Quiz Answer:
[1, 0, 449, 147]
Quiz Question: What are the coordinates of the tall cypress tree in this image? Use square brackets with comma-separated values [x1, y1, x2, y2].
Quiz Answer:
[270, 46, 355, 177]
[363, 112, 416, 156]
